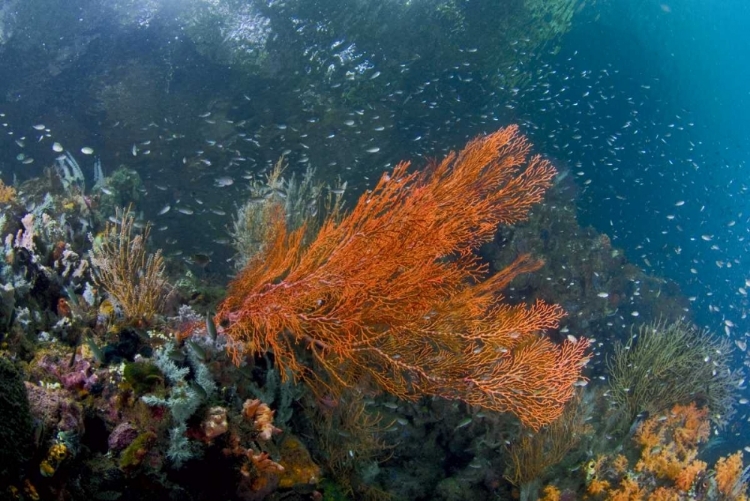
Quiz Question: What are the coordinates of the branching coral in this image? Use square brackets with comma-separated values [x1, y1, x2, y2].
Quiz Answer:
[231, 158, 345, 269]
[634, 403, 709, 484]
[308, 390, 394, 500]
[0, 178, 17, 204]
[715, 452, 750, 500]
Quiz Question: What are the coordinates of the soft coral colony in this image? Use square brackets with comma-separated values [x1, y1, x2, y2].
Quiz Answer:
[578, 403, 750, 501]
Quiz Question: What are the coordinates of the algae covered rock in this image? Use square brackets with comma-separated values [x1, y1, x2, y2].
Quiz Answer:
[0, 355, 34, 480]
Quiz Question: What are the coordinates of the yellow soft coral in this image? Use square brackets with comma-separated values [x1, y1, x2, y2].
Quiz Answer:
[647, 486, 680, 501]
[539, 485, 561, 501]
[612, 454, 629, 474]
[579, 402, 750, 500]
[715, 452, 747, 499]
[587, 478, 611, 496]
[635, 404, 709, 482]
[674, 460, 707, 492]
[609, 476, 644, 501]
[0, 179, 16, 204]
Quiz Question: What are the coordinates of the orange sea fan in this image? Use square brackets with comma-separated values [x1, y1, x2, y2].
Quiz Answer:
[216, 126, 589, 429]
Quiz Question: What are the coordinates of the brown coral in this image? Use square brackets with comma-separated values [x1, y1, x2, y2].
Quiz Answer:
[242, 398, 281, 441]
[674, 460, 707, 492]
[278, 435, 320, 489]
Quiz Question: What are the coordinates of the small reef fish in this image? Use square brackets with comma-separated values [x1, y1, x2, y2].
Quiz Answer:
[214, 176, 234, 187]
[206, 314, 218, 342]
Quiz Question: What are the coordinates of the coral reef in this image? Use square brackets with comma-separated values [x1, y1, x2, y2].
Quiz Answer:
[1, 118, 748, 501]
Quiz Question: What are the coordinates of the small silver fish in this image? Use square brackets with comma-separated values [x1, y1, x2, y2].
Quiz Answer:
[215, 176, 234, 187]
[455, 417, 472, 429]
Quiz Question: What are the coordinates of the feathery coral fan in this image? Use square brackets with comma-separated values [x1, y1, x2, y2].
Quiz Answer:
[90, 206, 170, 324]
[216, 126, 589, 429]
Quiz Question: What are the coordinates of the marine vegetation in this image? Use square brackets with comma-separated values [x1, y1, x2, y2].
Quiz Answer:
[2, 122, 749, 501]
[607, 318, 740, 431]
[214, 125, 590, 430]
[503, 390, 593, 501]
[231, 158, 345, 270]
[89, 206, 171, 325]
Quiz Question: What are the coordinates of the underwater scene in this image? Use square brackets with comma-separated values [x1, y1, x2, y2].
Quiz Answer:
[1, 0, 750, 499]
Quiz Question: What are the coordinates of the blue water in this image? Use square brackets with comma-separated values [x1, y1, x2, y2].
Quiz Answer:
[567, 1, 750, 337]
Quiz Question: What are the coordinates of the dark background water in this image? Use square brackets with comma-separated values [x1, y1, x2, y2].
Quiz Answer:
[1, 0, 749, 419]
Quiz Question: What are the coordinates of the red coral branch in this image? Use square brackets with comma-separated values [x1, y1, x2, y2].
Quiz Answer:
[216, 126, 589, 429]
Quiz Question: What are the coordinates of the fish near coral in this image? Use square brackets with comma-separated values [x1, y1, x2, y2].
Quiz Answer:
[216, 126, 589, 430]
